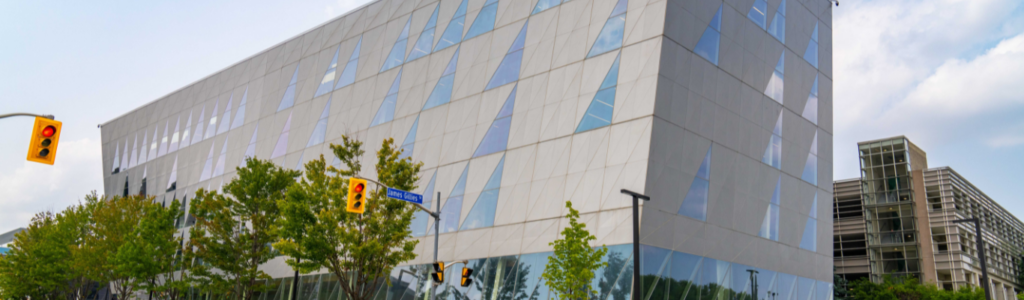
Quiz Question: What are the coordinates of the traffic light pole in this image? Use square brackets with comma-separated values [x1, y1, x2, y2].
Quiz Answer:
[0, 113, 54, 120]
[620, 189, 650, 300]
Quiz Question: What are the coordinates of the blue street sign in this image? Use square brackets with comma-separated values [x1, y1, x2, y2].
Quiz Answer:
[387, 187, 423, 204]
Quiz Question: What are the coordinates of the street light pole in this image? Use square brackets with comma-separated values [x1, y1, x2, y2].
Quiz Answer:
[0, 113, 54, 120]
[746, 269, 758, 299]
[952, 218, 990, 300]
[620, 189, 650, 300]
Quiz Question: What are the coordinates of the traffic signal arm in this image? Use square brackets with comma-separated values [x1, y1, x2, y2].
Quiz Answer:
[26, 117, 61, 165]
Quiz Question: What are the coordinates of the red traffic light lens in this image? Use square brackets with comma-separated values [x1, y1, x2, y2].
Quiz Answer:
[41, 126, 56, 137]
[354, 183, 364, 193]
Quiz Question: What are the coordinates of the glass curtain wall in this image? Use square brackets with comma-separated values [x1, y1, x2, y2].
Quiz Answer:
[859, 138, 922, 282]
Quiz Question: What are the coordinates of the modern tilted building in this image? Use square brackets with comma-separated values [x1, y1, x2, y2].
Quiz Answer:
[100, 0, 834, 298]
[832, 136, 1024, 298]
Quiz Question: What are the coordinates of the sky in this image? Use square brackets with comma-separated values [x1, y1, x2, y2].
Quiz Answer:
[1, 0, 1023, 232]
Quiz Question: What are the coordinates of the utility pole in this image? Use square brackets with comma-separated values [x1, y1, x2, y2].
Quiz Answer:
[952, 218, 991, 300]
[620, 189, 650, 300]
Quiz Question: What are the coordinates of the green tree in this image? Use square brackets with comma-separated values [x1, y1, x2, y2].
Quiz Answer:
[88, 194, 163, 298]
[274, 136, 422, 300]
[846, 275, 985, 300]
[188, 157, 301, 300]
[113, 198, 183, 299]
[0, 195, 96, 300]
[543, 201, 608, 300]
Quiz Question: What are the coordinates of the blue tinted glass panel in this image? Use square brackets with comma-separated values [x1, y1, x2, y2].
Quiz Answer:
[600, 55, 621, 90]
[460, 156, 504, 230]
[464, 3, 497, 40]
[434, 15, 465, 51]
[213, 137, 228, 177]
[587, 15, 625, 58]
[776, 273, 797, 300]
[407, 6, 438, 62]
[797, 277, 815, 300]
[370, 94, 398, 127]
[244, 125, 257, 159]
[307, 100, 330, 147]
[731, 262, 752, 296]
[804, 40, 818, 69]
[410, 172, 436, 236]
[335, 38, 361, 89]
[801, 153, 817, 185]
[710, 6, 722, 30]
[779, 0, 787, 15]
[315, 47, 341, 97]
[199, 144, 215, 181]
[472, 116, 512, 157]
[509, 21, 528, 52]
[496, 85, 516, 119]
[678, 178, 708, 221]
[771, 177, 781, 205]
[610, 0, 628, 16]
[217, 98, 232, 135]
[693, 27, 720, 65]
[768, 12, 785, 43]
[811, 23, 818, 42]
[271, 114, 292, 158]
[669, 251, 702, 289]
[485, 50, 523, 90]
[575, 88, 616, 133]
[755, 268, 778, 300]
[400, 116, 418, 160]
[381, 18, 411, 72]
[640, 245, 671, 298]
[423, 74, 455, 110]
[532, 0, 560, 14]
[747, 0, 768, 29]
[451, 164, 469, 197]
[515, 253, 552, 300]
[190, 109, 204, 145]
[204, 103, 218, 140]
[593, 245, 634, 300]
[800, 218, 816, 251]
[443, 48, 459, 75]
[772, 111, 782, 135]
[278, 65, 300, 111]
[809, 193, 818, 218]
[817, 282, 832, 300]
[766, 70, 784, 103]
[769, 204, 779, 240]
[231, 88, 248, 129]
[696, 145, 711, 179]
[438, 195, 463, 233]
[482, 156, 504, 191]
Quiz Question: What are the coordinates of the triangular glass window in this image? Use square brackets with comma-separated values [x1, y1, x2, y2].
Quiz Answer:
[587, 0, 627, 58]
[199, 143, 216, 182]
[316, 46, 341, 97]
[465, 0, 498, 40]
[217, 96, 233, 135]
[158, 121, 170, 157]
[111, 141, 121, 173]
[271, 113, 293, 159]
[804, 23, 818, 69]
[747, 0, 768, 29]
[758, 176, 781, 241]
[408, 5, 439, 62]
[166, 156, 178, 192]
[205, 100, 220, 140]
[434, 0, 467, 52]
[765, 51, 784, 104]
[484, 21, 528, 90]
[800, 193, 817, 251]
[423, 48, 460, 111]
[461, 155, 505, 230]
[244, 125, 258, 160]
[381, 16, 412, 72]
[694, 5, 723, 65]
[533, 0, 561, 14]
[438, 163, 470, 234]
[370, 68, 402, 127]
[767, 0, 786, 43]
[180, 111, 193, 149]
[411, 171, 437, 237]
[213, 137, 229, 177]
[190, 107, 205, 145]
[168, 117, 181, 153]
[762, 111, 782, 169]
[678, 145, 711, 221]
[802, 75, 818, 125]
[150, 127, 160, 160]
[139, 131, 149, 164]
[129, 134, 139, 169]
[576, 53, 620, 133]
[801, 132, 818, 185]
[335, 37, 362, 90]
[473, 84, 516, 158]
[231, 87, 248, 130]
[277, 64, 300, 111]
[307, 99, 331, 147]
[400, 115, 419, 160]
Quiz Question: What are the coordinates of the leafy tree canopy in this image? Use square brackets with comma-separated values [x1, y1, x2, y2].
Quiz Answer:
[543, 201, 608, 300]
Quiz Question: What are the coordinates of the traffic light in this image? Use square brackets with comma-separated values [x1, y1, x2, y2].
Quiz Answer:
[460, 267, 473, 287]
[347, 177, 368, 214]
[26, 117, 62, 165]
[431, 261, 445, 283]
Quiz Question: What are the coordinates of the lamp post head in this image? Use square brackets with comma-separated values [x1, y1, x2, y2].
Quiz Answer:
[620, 189, 650, 201]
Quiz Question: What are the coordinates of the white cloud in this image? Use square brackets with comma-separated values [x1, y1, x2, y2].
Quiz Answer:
[0, 138, 103, 231]
[326, 0, 369, 18]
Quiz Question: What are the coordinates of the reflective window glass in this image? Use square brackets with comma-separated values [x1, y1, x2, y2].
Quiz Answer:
[217, 97, 233, 135]
[747, 0, 768, 29]
[766, 51, 785, 104]
[158, 121, 170, 157]
[423, 48, 460, 111]
[371, 69, 402, 127]
[213, 137, 229, 177]
[438, 164, 469, 234]
[760, 177, 781, 241]
[139, 132, 149, 164]
[407, 5, 439, 62]
[804, 23, 819, 69]
[594, 244, 634, 300]
[516, 252, 552, 300]
[150, 127, 160, 160]
[168, 117, 181, 153]
[271, 113, 293, 159]
[316, 46, 341, 97]
[797, 277, 815, 300]
[120, 142, 129, 172]
[800, 217, 817, 251]
[278, 64, 300, 111]
[485, 21, 528, 90]
[802, 133, 818, 185]
[532, 0, 560, 14]
[464, 0, 498, 40]
[576, 53, 620, 133]
[803, 75, 818, 124]
[129, 134, 139, 168]
[640, 245, 671, 300]
[473, 85, 516, 157]
[400, 116, 419, 160]
[696, 146, 711, 180]
[816, 281, 832, 300]
[693, 5, 723, 65]
[755, 268, 778, 300]
[381, 17, 412, 72]
[244, 125, 258, 159]
[335, 37, 362, 90]
[199, 143, 216, 182]
[410, 171, 436, 236]
[768, 11, 786, 43]
[190, 108, 205, 145]
[205, 100, 220, 140]
[434, 0, 467, 52]
[668, 251, 701, 300]
[461, 155, 504, 230]
[307, 99, 331, 147]
[679, 145, 711, 221]
[775, 273, 797, 300]
[166, 156, 178, 192]
[111, 141, 120, 173]
[762, 111, 782, 169]
[731, 262, 753, 296]
[587, 14, 626, 58]
[232, 87, 248, 130]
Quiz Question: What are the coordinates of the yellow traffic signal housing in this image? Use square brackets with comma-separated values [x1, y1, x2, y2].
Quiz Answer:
[26, 117, 62, 165]
[460, 267, 473, 287]
[347, 177, 368, 214]
[431, 262, 445, 283]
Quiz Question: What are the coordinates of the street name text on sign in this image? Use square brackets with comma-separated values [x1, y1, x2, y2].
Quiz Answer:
[387, 188, 423, 204]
